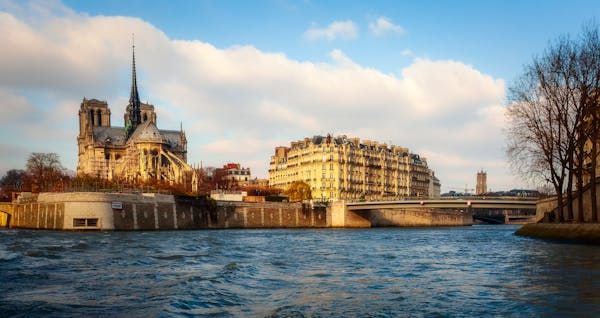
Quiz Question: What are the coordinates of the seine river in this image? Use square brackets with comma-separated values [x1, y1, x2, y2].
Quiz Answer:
[1, 226, 599, 317]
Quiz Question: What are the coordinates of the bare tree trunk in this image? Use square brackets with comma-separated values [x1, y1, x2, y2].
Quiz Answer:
[576, 138, 585, 222]
[566, 161, 574, 222]
[592, 131, 599, 222]
[555, 187, 564, 223]
[576, 174, 584, 222]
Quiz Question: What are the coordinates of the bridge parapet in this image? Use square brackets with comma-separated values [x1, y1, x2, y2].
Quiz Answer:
[346, 199, 536, 211]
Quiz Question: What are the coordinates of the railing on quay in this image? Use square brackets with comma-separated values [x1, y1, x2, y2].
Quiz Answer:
[346, 196, 539, 204]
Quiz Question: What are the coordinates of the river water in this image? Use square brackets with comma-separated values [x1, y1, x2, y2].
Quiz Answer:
[0, 225, 599, 317]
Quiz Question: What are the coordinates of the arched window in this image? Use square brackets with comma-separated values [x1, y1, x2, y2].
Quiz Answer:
[143, 113, 148, 122]
[97, 109, 102, 126]
[89, 109, 95, 126]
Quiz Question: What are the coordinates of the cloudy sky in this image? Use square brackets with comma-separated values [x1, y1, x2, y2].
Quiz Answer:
[1, 0, 598, 192]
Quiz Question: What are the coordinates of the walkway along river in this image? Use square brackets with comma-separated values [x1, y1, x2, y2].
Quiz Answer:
[1, 225, 599, 317]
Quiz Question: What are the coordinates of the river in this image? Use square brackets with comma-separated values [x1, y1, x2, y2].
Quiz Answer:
[1, 225, 599, 317]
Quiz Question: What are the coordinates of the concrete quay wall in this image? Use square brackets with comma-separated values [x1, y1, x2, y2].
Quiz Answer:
[9, 192, 327, 230]
[516, 223, 600, 244]
[9, 193, 472, 230]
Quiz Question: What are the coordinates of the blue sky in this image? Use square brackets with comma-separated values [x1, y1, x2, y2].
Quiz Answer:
[64, 0, 599, 82]
[1, 0, 599, 191]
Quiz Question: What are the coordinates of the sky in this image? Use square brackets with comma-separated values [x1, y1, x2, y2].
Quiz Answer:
[1, 0, 599, 192]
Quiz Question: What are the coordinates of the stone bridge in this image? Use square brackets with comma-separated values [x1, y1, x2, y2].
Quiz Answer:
[329, 199, 537, 227]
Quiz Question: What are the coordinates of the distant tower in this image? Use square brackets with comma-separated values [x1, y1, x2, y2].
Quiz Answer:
[476, 170, 487, 195]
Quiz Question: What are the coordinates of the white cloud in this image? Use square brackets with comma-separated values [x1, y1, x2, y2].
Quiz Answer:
[401, 49, 414, 57]
[369, 16, 405, 37]
[0, 1, 525, 191]
[303, 20, 358, 41]
[0, 88, 34, 123]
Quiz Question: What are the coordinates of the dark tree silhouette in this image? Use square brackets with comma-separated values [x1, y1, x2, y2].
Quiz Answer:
[26, 153, 67, 192]
[507, 24, 600, 223]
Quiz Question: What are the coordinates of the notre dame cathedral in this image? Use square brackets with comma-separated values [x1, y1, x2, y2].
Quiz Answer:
[76, 44, 197, 189]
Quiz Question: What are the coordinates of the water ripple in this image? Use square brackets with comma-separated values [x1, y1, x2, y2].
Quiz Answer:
[0, 226, 599, 317]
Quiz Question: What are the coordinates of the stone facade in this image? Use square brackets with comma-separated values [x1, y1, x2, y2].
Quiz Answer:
[428, 171, 441, 198]
[269, 135, 435, 201]
[76, 45, 196, 188]
[476, 170, 487, 195]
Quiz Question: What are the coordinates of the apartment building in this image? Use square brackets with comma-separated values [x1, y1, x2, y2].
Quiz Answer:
[269, 135, 435, 201]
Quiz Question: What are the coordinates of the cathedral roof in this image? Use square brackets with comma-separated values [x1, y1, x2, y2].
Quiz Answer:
[160, 129, 185, 151]
[128, 120, 163, 143]
[93, 127, 127, 146]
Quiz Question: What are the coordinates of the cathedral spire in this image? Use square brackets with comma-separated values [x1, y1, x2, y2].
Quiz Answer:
[127, 34, 142, 136]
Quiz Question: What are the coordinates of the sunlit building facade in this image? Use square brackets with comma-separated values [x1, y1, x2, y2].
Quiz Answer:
[269, 135, 435, 201]
[76, 45, 196, 188]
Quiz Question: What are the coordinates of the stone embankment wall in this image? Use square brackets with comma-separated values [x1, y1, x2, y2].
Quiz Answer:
[519, 180, 600, 244]
[538, 179, 600, 223]
[536, 197, 559, 222]
[516, 223, 600, 244]
[9, 193, 472, 230]
[9, 192, 327, 230]
[0, 203, 13, 227]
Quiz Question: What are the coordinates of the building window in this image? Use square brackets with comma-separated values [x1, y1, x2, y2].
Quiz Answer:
[73, 218, 99, 228]
[97, 109, 102, 126]
[89, 109, 95, 126]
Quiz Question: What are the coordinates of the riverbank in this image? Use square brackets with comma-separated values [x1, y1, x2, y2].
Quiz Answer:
[7, 192, 472, 230]
[516, 223, 600, 244]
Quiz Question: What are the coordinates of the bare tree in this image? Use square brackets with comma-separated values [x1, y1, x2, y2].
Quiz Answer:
[0, 169, 28, 201]
[26, 153, 66, 192]
[577, 25, 600, 222]
[507, 24, 600, 223]
[507, 36, 582, 222]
